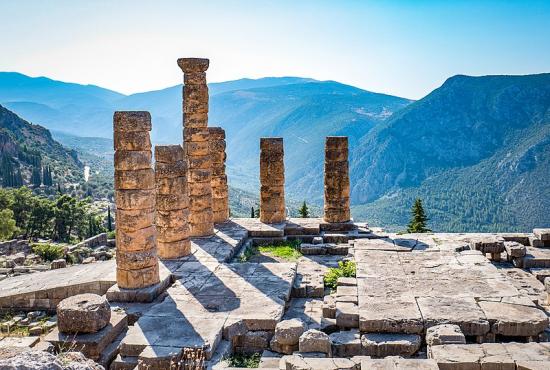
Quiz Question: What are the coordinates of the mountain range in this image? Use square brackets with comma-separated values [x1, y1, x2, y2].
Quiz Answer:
[1, 71, 548, 232]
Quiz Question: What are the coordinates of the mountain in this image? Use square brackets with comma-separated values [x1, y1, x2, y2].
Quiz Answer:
[0, 104, 82, 188]
[351, 74, 550, 232]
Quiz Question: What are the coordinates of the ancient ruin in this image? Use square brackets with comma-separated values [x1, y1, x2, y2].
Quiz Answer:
[112, 111, 160, 290]
[1, 58, 550, 370]
[178, 58, 215, 237]
[209, 127, 229, 223]
[324, 136, 351, 223]
[260, 137, 286, 223]
[155, 145, 191, 259]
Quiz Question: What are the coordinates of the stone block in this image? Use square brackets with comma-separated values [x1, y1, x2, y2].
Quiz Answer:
[504, 241, 527, 258]
[116, 249, 158, 270]
[116, 264, 160, 290]
[361, 333, 421, 357]
[178, 57, 210, 73]
[57, 293, 111, 334]
[273, 318, 305, 345]
[298, 329, 331, 354]
[115, 169, 155, 190]
[115, 189, 155, 210]
[534, 228, 550, 241]
[359, 297, 423, 334]
[336, 302, 359, 328]
[158, 239, 191, 259]
[114, 130, 151, 151]
[116, 226, 156, 252]
[114, 111, 151, 132]
[116, 208, 155, 232]
[329, 329, 362, 357]
[155, 177, 187, 195]
[154, 145, 184, 163]
[114, 150, 152, 171]
[478, 300, 548, 336]
[426, 324, 466, 346]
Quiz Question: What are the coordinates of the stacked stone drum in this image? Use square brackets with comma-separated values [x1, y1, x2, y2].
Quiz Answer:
[324, 136, 351, 223]
[209, 127, 229, 223]
[178, 58, 214, 237]
[155, 145, 191, 259]
[260, 137, 286, 223]
[113, 111, 160, 289]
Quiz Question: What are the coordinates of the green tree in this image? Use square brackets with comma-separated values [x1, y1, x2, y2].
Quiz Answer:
[11, 186, 34, 233]
[53, 195, 88, 242]
[250, 206, 255, 218]
[0, 209, 19, 240]
[407, 198, 431, 233]
[107, 206, 113, 232]
[31, 166, 42, 187]
[298, 201, 309, 218]
[26, 197, 55, 238]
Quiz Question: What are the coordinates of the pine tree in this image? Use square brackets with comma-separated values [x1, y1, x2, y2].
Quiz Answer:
[250, 206, 255, 218]
[31, 167, 41, 187]
[298, 201, 309, 218]
[107, 206, 112, 232]
[407, 198, 431, 233]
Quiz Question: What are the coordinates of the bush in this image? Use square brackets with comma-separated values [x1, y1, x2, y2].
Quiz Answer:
[106, 230, 115, 239]
[226, 353, 261, 368]
[324, 260, 356, 290]
[32, 243, 65, 262]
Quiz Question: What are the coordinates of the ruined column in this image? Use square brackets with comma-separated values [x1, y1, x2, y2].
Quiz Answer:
[209, 127, 229, 223]
[177, 58, 214, 237]
[113, 111, 160, 289]
[324, 136, 351, 223]
[260, 138, 286, 223]
[155, 145, 191, 259]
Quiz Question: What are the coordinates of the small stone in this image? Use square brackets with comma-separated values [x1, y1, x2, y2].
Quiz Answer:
[298, 329, 331, 354]
[312, 237, 323, 245]
[50, 259, 66, 269]
[57, 293, 111, 334]
[361, 333, 421, 357]
[27, 311, 44, 321]
[426, 324, 466, 346]
[534, 228, 550, 241]
[29, 325, 43, 336]
[82, 257, 95, 264]
[329, 329, 362, 357]
[504, 241, 527, 258]
[273, 318, 306, 346]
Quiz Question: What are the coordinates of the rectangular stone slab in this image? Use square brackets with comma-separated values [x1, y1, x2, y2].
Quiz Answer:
[477, 300, 548, 336]
[416, 297, 490, 336]
[358, 296, 424, 334]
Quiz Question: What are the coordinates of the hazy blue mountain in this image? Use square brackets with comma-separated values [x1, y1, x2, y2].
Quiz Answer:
[351, 73, 550, 232]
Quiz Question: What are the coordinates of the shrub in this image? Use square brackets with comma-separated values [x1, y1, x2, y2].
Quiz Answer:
[324, 260, 356, 290]
[32, 243, 65, 262]
[226, 353, 261, 368]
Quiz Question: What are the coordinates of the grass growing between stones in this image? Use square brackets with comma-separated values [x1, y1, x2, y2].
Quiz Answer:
[239, 240, 302, 262]
[226, 353, 261, 368]
[324, 260, 356, 290]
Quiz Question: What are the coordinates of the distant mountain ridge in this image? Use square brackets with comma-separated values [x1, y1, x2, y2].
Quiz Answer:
[1, 71, 548, 232]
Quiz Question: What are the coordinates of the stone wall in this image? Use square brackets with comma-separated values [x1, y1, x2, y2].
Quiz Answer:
[178, 58, 214, 237]
[260, 138, 286, 223]
[324, 136, 350, 223]
[209, 127, 229, 223]
[113, 111, 160, 289]
[68, 233, 107, 252]
[155, 145, 191, 259]
[0, 239, 30, 256]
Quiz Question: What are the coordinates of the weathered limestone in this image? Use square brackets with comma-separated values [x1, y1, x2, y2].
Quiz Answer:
[324, 136, 350, 223]
[154, 145, 191, 259]
[270, 318, 305, 354]
[426, 324, 466, 346]
[57, 294, 110, 334]
[114, 111, 159, 289]
[260, 137, 286, 223]
[298, 329, 331, 355]
[361, 333, 422, 357]
[209, 127, 229, 223]
[178, 57, 214, 237]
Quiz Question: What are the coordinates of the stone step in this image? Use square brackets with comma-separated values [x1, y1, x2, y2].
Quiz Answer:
[361, 333, 422, 357]
[322, 233, 350, 244]
[300, 243, 349, 256]
[252, 237, 287, 246]
[99, 327, 128, 368]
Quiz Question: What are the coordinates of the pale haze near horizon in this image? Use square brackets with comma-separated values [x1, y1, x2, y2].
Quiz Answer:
[0, 0, 549, 99]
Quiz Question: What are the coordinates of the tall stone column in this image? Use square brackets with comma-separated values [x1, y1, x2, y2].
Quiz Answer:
[113, 111, 160, 289]
[177, 58, 214, 237]
[209, 127, 229, 223]
[324, 136, 351, 223]
[260, 138, 286, 223]
[155, 145, 191, 259]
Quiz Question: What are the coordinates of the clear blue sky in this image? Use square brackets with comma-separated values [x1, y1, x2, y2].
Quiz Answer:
[0, 0, 548, 99]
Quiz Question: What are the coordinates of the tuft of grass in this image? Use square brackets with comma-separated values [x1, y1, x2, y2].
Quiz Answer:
[324, 260, 356, 290]
[258, 240, 302, 261]
[226, 353, 261, 368]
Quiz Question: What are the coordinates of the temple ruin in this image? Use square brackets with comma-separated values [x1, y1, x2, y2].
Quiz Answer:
[1, 57, 550, 370]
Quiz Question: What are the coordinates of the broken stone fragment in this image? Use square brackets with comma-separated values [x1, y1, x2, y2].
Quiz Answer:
[505, 241, 527, 258]
[426, 324, 466, 346]
[361, 333, 421, 357]
[329, 329, 363, 357]
[57, 294, 111, 334]
[113, 111, 152, 132]
[298, 329, 331, 355]
[272, 318, 306, 346]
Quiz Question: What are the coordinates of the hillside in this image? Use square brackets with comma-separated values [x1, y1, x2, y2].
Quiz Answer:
[352, 74, 550, 232]
[0, 104, 82, 189]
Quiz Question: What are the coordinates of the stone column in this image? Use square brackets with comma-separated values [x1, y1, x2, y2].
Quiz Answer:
[155, 145, 191, 259]
[209, 127, 229, 223]
[260, 138, 286, 223]
[324, 136, 351, 223]
[113, 111, 159, 289]
[177, 58, 214, 237]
